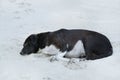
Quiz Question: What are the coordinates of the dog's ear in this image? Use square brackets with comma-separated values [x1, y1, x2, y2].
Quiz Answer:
[37, 32, 50, 49]
[24, 34, 38, 46]
[29, 34, 38, 45]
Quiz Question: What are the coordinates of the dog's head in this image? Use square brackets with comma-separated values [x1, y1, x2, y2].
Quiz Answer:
[20, 34, 39, 55]
[20, 32, 49, 55]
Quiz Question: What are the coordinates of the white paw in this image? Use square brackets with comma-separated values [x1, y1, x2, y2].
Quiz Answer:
[50, 56, 58, 62]
[79, 58, 86, 61]
[68, 58, 79, 64]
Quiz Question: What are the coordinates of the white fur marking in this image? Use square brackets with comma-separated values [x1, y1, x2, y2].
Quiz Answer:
[41, 45, 68, 62]
[41, 45, 60, 55]
[66, 44, 69, 48]
[41, 40, 85, 62]
[65, 40, 85, 58]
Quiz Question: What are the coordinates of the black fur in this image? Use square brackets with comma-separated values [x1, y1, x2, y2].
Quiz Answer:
[20, 29, 113, 60]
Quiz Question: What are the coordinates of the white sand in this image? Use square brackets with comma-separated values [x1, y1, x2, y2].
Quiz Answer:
[0, 0, 120, 80]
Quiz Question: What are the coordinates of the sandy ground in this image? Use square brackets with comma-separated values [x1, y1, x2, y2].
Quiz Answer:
[0, 0, 120, 80]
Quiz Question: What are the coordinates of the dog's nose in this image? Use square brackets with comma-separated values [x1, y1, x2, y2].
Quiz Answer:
[20, 51, 24, 55]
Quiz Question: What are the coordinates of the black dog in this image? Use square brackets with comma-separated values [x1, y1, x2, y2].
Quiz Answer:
[20, 29, 113, 60]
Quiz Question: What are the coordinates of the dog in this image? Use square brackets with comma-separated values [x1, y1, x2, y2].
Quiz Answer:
[20, 29, 113, 61]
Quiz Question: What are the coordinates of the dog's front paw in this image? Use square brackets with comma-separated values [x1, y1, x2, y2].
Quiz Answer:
[50, 56, 58, 62]
[79, 58, 86, 61]
[68, 58, 79, 64]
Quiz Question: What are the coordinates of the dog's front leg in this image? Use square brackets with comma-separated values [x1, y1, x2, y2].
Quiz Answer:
[50, 51, 69, 62]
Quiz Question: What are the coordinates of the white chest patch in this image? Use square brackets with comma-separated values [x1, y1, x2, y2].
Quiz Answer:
[40, 40, 85, 58]
[41, 45, 60, 55]
[65, 40, 85, 58]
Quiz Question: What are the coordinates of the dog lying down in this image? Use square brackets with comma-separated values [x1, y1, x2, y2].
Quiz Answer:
[20, 29, 113, 62]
